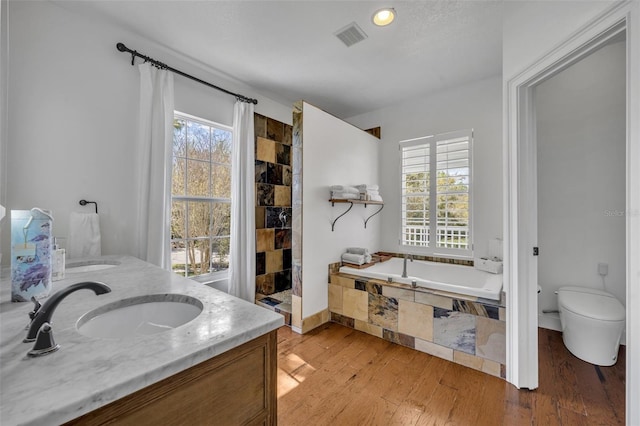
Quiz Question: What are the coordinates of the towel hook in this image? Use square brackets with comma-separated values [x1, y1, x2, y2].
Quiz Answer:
[79, 200, 98, 214]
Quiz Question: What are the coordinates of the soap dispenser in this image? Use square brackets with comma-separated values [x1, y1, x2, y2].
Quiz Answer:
[51, 237, 65, 282]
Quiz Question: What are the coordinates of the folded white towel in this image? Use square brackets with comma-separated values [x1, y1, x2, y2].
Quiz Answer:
[365, 190, 380, 196]
[356, 184, 379, 192]
[330, 192, 359, 200]
[68, 212, 101, 259]
[347, 247, 369, 255]
[330, 185, 360, 194]
[342, 253, 365, 265]
[369, 194, 383, 202]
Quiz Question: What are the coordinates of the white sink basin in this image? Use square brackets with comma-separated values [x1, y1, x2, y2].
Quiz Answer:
[66, 261, 120, 274]
[76, 294, 203, 339]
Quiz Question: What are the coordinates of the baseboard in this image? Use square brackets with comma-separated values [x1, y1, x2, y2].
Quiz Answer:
[538, 312, 561, 332]
[301, 309, 330, 334]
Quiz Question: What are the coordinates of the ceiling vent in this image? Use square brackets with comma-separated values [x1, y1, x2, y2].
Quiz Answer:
[334, 22, 368, 47]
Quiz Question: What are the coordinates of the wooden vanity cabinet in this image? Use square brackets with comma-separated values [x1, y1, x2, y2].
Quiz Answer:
[66, 330, 277, 426]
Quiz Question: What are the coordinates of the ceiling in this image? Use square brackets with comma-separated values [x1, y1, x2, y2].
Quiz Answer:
[61, 1, 503, 119]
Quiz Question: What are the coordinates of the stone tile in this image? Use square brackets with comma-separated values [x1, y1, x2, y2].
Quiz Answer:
[254, 113, 267, 138]
[292, 295, 302, 329]
[331, 312, 354, 329]
[276, 143, 291, 166]
[292, 262, 302, 297]
[476, 316, 506, 364]
[499, 307, 506, 321]
[328, 262, 341, 275]
[267, 118, 284, 142]
[328, 284, 343, 314]
[415, 292, 452, 310]
[267, 163, 283, 185]
[282, 249, 292, 269]
[453, 300, 500, 319]
[256, 252, 266, 276]
[398, 299, 433, 341]
[266, 250, 283, 273]
[433, 309, 476, 355]
[414, 338, 454, 361]
[256, 273, 275, 295]
[282, 165, 292, 186]
[481, 359, 502, 378]
[256, 228, 275, 252]
[330, 274, 355, 288]
[274, 185, 291, 207]
[275, 229, 292, 250]
[383, 329, 415, 348]
[366, 282, 383, 295]
[382, 285, 415, 302]
[266, 207, 292, 228]
[453, 351, 484, 370]
[283, 124, 292, 146]
[368, 293, 398, 330]
[255, 160, 267, 183]
[256, 183, 274, 206]
[274, 270, 291, 292]
[255, 207, 265, 229]
[354, 319, 383, 338]
[343, 287, 368, 322]
[256, 137, 276, 163]
[303, 309, 329, 333]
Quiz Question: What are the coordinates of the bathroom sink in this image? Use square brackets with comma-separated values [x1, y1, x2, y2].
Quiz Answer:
[66, 261, 121, 274]
[76, 294, 203, 339]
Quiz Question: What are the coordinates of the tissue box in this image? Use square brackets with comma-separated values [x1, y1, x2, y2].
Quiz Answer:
[474, 257, 503, 274]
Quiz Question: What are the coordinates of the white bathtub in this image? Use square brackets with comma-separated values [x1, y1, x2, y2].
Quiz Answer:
[339, 257, 503, 301]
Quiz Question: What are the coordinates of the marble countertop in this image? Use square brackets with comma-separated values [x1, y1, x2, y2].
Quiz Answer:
[0, 256, 284, 425]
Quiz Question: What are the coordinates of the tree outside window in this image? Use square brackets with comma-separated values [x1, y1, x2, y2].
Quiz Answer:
[171, 113, 232, 277]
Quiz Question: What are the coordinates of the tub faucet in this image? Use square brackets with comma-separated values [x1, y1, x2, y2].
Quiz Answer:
[25, 281, 111, 346]
[402, 254, 414, 278]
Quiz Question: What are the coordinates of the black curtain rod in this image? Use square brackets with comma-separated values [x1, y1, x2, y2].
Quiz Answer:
[116, 42, 258, 105]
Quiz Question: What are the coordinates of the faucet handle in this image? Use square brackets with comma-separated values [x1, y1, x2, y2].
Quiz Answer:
[27, 322, 60, 357]
[28, 296, 42, 320]
[25, 296, 43, 330]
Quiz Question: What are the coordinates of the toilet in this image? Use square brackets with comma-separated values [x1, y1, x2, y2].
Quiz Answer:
[557, 286, 625, 366]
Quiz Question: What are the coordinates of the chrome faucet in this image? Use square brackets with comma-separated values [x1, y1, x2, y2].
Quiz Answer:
[24, 281, 111, 356]
[401, 253, 414, 278]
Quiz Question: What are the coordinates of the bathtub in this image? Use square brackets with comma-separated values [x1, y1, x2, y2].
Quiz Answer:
[339, 257, 503, 301]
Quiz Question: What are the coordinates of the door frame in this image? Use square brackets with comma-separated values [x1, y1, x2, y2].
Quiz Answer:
[504, 1, 639, 423]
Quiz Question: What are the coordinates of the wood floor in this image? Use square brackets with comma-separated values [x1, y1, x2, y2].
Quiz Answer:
[276, 323, 625, 425]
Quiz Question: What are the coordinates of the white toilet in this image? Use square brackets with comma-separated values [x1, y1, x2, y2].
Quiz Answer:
[557, 286, 625, 366]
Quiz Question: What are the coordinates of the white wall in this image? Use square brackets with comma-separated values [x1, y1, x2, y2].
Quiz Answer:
[536, 39, 626, 315]
[503, 0, 614, 80]
[1, 1, 290, 264]
[302, 102, 380, 318]
[347, 77, 503, 259]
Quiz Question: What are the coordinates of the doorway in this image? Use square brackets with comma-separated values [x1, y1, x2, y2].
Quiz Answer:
[504, 3, 640, 424]
[535, 33, 626, 332]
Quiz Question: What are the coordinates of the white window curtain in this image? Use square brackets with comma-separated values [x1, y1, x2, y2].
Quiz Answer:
[135, 64, 174, 269]
[228, 100, 255, 302]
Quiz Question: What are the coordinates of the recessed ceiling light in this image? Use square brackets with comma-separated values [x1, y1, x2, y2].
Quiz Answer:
[372, 8, 396, 27]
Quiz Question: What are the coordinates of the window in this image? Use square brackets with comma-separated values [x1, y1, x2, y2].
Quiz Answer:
[171, 112, 232, 278]
[400, 129, 472, 257]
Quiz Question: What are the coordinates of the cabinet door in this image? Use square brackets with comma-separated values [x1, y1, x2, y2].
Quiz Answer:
[67, 331, 277, 425]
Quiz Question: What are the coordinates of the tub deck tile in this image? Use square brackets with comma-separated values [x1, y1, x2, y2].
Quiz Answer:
[368, 294, 398, 330]
[433, 309, 476, 355]
[453, 300, 500, 320]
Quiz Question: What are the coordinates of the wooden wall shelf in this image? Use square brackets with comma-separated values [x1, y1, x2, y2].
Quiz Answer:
[328, 199, 384, 231]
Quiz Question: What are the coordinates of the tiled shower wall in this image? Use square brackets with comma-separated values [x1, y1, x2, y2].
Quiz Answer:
[328, 265, 506, 379]
[254, 114, 293, 296]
